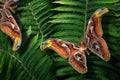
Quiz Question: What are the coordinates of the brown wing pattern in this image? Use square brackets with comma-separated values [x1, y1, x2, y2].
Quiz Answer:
[84, 7, 110, 61]
[69, 51, 87, 73]
[40, 38, 87, 73]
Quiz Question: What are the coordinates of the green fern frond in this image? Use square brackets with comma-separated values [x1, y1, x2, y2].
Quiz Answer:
[0, 35, 53, 80]
[18, 0, 53, 38]
[0, 0, 119, 80]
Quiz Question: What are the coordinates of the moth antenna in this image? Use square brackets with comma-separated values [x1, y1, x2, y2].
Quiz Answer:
[73, 38, 81, 44]
[80, 37, 84, 43]
[10, 5, 17, 14]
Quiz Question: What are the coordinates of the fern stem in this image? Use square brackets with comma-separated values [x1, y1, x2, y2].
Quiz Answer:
[83, 0, 88, 39]
[0, 49, 37, 80]
[27, 0, 44, 38]
[27, 0, 45, 45]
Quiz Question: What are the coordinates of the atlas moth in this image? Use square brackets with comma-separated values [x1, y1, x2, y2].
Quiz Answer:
[40, 7, 110, 74]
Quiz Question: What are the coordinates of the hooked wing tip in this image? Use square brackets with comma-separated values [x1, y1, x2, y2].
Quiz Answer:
[40, 40, 47, 50]
[12, 47, 18, 51]
[40, 39, 54, 50]
[94, 7, 109, 17]
[12, 37, 22, 51]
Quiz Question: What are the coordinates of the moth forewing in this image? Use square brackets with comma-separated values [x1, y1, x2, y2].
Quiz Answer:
[0, 9, 22, 51]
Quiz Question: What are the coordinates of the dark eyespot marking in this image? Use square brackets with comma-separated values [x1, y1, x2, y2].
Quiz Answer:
[75, 53, 82, 61]
[92, 42, 100, 51]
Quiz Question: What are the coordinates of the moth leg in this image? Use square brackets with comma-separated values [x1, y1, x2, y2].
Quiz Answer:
[85, 49, 90, 55]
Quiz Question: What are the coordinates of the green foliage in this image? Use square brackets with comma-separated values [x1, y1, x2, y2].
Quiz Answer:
[0, 0, 120, 80]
